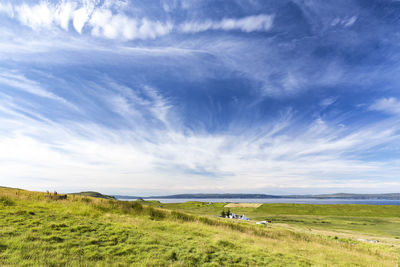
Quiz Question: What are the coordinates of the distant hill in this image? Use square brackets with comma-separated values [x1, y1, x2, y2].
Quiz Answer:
[310, 193, 400, 200]
[113, 193, 400, 200]
[0, 186, 22, 190]
[72, 191, 115, 200]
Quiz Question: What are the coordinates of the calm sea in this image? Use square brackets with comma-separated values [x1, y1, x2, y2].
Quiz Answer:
[117, 198, 400, 205]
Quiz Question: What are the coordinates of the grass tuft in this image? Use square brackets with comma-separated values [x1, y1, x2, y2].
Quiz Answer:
[0, 196, 15, 206]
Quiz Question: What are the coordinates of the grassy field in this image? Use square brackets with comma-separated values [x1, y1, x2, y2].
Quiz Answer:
[161, 201, 400, 243]
[160, 201, 400, 217]
[225, 203, 262, 208]
[0, 188, 399, 266]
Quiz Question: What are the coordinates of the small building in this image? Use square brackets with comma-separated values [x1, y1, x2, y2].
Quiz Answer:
[241, 214, 250, 221]
[225, 213, 251, 220]
[228, 213, 238, 219]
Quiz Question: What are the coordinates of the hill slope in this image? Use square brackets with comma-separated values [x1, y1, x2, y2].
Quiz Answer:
[71, 191, 115, 199]
[0, 187, 398, 266]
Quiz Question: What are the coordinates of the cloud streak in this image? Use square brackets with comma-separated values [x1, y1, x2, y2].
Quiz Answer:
[89, 9, 173, 40]
[180, 14, 274, 33]
[0, 1, 273, 40]
[370, 97, 400, 115]
[0, 71, 74, 109]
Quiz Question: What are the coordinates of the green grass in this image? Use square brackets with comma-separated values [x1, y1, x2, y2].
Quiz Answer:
[161, 201, 400, 240]
[160, 201, 400, 217]
[255, 203, 400, 217]
[0, 188, 399, 266]
[251, 215, 400, 238]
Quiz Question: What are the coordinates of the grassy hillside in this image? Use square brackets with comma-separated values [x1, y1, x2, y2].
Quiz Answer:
[0, 187, 399, 266]
[71, 191, 115, 200]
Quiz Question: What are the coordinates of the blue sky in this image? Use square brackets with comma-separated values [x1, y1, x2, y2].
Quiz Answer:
[0, 0, 399, 195]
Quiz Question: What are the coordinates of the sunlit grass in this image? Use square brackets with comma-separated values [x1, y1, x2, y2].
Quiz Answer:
[0, 187, 399, 266]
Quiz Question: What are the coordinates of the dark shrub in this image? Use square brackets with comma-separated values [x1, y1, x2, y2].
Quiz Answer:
[166, 250, 178, 261]
[171, 211, 195, 222]
[148, 207, 166, 220]
[121, 201, 143, 213]
[130, 201, 143, 213]
[81, 197, 92, 203]
[46, 194, 68, 201]
[217, 240, 235, 248]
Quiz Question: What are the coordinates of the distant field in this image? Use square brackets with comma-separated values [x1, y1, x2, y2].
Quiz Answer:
[161, 201, 400, 241]
[225, 203, 262, 208]
[162, 201, 400, 217]
[0, 187, 399, 266]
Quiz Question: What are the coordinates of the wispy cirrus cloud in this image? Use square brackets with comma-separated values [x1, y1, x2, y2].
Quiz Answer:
[0, 71, 75, 109]
[370, 97, 400, 115]
[1, 71, 400, 195]
[331, 16, 357, 27]
[1, 106, 400, 195]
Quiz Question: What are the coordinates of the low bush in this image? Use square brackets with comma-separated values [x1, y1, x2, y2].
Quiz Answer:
[148, 207, 166, 220]
[80, 197, 92, 203]
[117, 200, 144, 214]
[170, 211, 196, 222]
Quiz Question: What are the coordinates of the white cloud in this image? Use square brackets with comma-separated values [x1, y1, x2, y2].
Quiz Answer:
[2, 1, 273, 40]
[181, 14, 274, 33]
[16, 2, 54, 29]
[73, 7, 90, 34]
[102, 0, 129, 11]
[320, 97, 337, 107]
[370, 97, 400, 115]
[1, 1, 173, 40]
[0, 71, 77, 110]
[344, 16, 357, 27]
[1, 88, 399, 195]
[56, 2, 76, 30]
[0, 2, 13, 17]
[2, 1, 78, 31]
[102, 81, 173, 128]
[143, 85, 173, 127]
[331, 16, 357, 27]
[89, 9, 173, 40]
[138, 18, 173, 39]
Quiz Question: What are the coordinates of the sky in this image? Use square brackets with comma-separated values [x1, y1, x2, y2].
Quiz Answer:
[0, 0, 399, 196]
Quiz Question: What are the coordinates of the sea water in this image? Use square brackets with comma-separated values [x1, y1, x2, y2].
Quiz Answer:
[117, 198, 400, 205]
